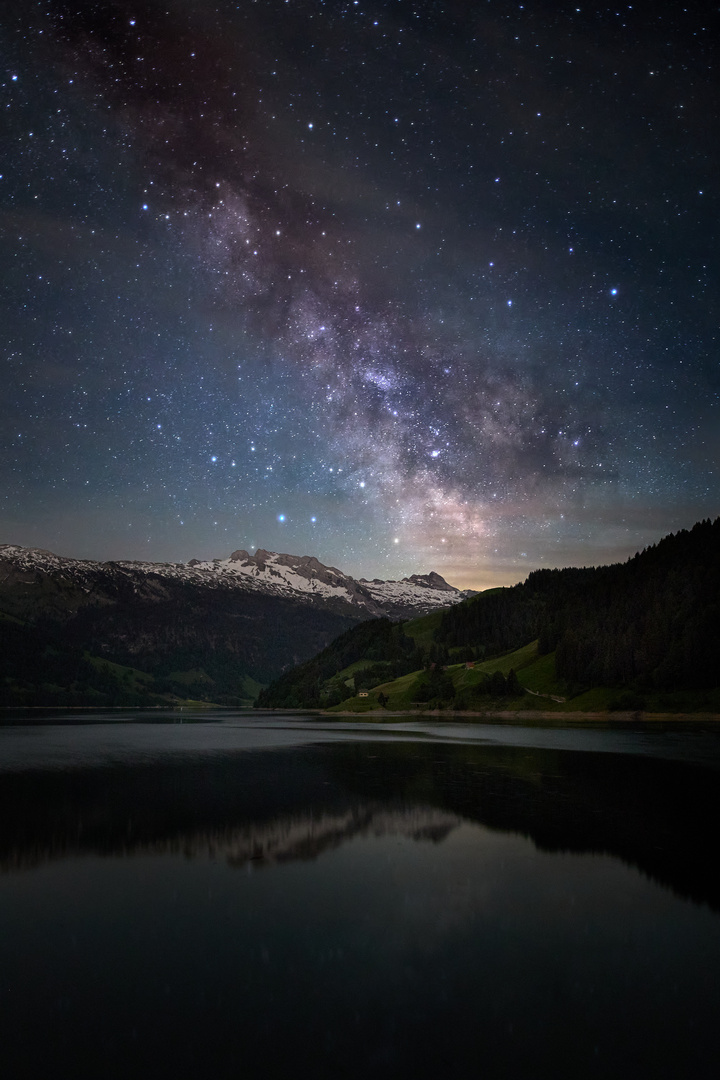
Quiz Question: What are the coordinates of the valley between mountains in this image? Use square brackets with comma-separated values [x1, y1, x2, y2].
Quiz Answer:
[0, 543, 473, 707]
[1, 517, 719, 714]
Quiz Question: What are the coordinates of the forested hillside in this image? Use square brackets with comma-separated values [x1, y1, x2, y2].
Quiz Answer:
[255, 619, 423, 708]
[258, 518, 720, 709]
[438, 517, 720, 691]
[0, 589, 357, 707]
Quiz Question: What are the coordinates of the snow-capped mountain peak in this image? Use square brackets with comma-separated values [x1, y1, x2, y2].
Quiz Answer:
[0, 543, 474, 620]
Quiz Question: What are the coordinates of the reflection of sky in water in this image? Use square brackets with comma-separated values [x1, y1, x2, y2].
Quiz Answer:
[2, 725, 720, 1076]
[3, 812, 720, 1078]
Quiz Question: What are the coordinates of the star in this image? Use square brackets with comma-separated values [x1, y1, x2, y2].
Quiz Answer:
[0, 0, 713, 588]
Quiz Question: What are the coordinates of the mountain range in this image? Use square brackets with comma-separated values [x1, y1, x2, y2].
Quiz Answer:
[0, 543, 473, 706]
[0, 544, 473, 620]
[5, 519, 717, 713]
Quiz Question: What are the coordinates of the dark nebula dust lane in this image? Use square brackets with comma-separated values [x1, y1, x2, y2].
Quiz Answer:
[1, 1, 717, 586]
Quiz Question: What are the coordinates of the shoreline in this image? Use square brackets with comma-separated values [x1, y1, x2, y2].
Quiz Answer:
[2, 705, 719, 724]
[322, 708, 720, 722]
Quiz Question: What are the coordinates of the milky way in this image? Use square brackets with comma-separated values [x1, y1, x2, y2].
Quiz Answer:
[1, 1, 717, 586]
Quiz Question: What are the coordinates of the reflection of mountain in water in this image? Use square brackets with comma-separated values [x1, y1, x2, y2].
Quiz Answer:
[0, 749, 461, 872]
[1, 740, 719, 910]
[217, 807, 459, 869]
[0, 798, 459, 872]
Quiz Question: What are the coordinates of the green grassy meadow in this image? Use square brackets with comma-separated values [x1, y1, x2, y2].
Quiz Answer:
[328, 638, 720, 715]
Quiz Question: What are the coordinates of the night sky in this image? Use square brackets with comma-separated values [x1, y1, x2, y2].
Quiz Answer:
[1, 1, 717, 588]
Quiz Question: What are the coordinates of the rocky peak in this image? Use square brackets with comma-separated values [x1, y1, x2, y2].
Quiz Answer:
[404, 571, 456, 592]
[228, 549, 251, 563]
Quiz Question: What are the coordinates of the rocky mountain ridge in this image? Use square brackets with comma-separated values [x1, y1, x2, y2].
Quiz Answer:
[0, 542, 475, 705]
[0, 543, 473, 621]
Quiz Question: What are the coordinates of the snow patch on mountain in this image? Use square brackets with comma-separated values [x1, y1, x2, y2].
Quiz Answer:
[0, 543, 474, 619]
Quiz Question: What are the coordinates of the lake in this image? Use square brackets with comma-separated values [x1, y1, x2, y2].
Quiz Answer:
[1, 711, 720, 1078]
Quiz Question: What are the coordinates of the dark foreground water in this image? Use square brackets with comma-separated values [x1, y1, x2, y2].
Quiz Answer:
[2, 713, 720, 1079]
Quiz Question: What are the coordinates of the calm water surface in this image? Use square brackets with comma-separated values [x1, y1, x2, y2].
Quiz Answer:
[1, 711, 720, 1078]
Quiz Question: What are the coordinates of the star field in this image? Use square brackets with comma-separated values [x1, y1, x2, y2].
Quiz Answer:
[1, 0, 717, 587]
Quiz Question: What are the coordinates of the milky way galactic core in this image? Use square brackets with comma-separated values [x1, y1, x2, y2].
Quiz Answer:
[1, 1, 717, 587]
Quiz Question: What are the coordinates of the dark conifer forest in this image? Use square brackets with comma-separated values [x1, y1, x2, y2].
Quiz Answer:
[438, 518, 719, 691]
